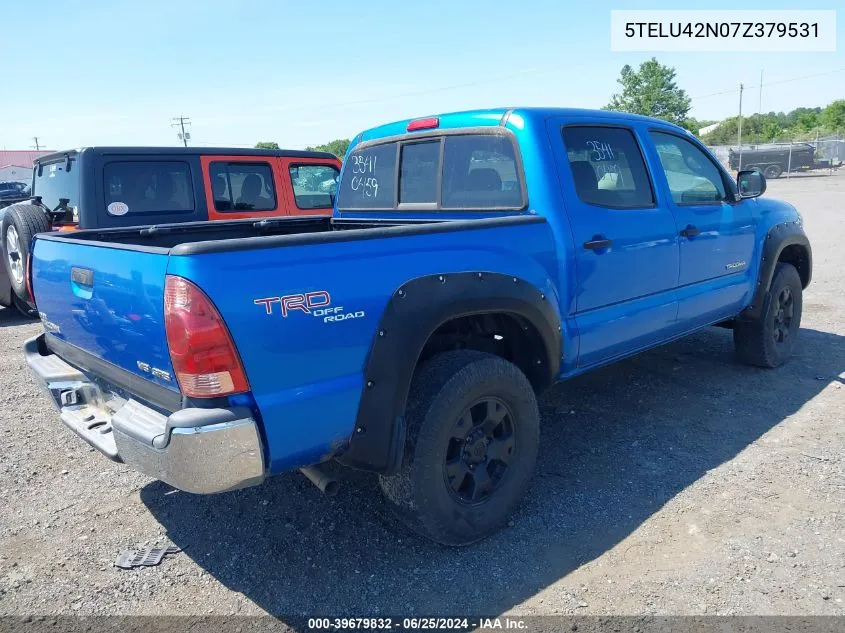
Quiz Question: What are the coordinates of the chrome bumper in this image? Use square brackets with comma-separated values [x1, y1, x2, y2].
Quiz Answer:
[24, 335, 265, 494]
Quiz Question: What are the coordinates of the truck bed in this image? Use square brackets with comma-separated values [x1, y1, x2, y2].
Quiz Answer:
[30, 212, 554, 473]
[38, 215, 534, 253]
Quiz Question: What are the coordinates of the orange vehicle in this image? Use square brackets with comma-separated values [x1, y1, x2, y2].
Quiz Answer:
[0, 147, 341, 314]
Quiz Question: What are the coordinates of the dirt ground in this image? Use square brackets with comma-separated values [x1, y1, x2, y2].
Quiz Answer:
[0, 172, 843, 621]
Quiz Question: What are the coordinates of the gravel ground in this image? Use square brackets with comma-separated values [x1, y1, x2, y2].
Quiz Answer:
[0, 172, 843, 619]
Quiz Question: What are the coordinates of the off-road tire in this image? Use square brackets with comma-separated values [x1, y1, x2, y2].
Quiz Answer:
[1, 203, 51, 301]
[734, 262, 802, 368]
[378, 350, 539, 546]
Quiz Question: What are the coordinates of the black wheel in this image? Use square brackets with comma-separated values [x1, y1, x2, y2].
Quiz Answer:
[734, 262, 802, 368]
[379, 350, 539, 546]
[1, 204, 51, 301]
[763, 164, 782, 179]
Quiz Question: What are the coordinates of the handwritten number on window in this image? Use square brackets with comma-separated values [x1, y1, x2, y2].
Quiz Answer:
[586, 140, 615, 162]
[350, 175, 379, 198]
[350, 154, 378, 175]
[349, 154, 381, 197]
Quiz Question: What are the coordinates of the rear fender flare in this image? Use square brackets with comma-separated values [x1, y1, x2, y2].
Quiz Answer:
[337, 272, 561, 473]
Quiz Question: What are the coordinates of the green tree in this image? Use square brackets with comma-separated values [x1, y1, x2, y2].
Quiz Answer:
[784, 107, 821, 129]
[685, 118, 717, 136]
[820, 100, 845, 133]
[605, 58, 691, 127]
[254, 141, 280, 150]
[699, 101, 845, 146]
[306, 138, 351, 158]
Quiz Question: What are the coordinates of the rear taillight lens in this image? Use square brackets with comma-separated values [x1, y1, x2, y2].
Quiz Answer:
[164, 275, 248, 398]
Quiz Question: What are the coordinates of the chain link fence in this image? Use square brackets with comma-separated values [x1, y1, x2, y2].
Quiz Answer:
[707, 135, 844, 179]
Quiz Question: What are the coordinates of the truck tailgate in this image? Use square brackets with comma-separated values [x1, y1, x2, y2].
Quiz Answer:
[31, 237, 178, 399]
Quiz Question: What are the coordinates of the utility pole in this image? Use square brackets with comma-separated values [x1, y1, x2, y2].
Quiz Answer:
[170, 116, 191, 147]
[31, 136, 41, 151]
[737, 83, 744, 170]
[758, 69, 763, 114]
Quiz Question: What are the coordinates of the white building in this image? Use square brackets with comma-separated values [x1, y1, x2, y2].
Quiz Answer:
[0, 150, 54, 184]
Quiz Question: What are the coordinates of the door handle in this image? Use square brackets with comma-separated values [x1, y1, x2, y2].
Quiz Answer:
[680, 225, 701, 238]
[583, 238, 613, 251]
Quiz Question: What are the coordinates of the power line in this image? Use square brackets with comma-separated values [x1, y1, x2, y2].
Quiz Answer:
[757, 66, 845, 89]
[243, 64, 845, 118]
[31, 136, 42, 151]
[170, 116, 191, 147]
[219, 67, 561, 121]
[693, 67, 845, 100]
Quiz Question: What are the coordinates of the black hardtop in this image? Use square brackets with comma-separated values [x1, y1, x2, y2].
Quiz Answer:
[34, 146, 337, 165]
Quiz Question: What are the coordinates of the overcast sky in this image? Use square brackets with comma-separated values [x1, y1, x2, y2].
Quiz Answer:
[0, 0, 842, 151]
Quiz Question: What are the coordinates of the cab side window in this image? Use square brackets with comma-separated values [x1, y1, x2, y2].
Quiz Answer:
[649, 132, 727, 204]
[289, 164, 340, 209]
[561, 126, 654, 209]
[209, 162, 276, 212]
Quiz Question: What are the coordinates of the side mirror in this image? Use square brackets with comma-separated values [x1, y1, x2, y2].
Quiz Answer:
[737, 169, 766, 199]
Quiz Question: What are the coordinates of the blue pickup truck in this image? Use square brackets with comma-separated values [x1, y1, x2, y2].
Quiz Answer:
[24, 108, 811, 545]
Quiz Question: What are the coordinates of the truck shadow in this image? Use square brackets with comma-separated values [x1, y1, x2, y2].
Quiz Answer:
[0, 305, 34, 327]
[141, 325, 844, 622]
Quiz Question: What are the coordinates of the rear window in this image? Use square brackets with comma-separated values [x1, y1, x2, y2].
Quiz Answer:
[289, 164, 340, 210]
[210, 162, 276, 212]
[336, 133, 524, 211]
[33, 158, 79, 211]
[442, 135, 522, 209]
[400, 141, 440, 204]
[104, 161, 194, 216]
[338, 143, 397, 209]
[0, 181, 26, 194]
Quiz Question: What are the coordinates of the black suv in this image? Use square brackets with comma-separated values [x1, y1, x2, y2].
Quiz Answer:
[0, 146, 340, 316]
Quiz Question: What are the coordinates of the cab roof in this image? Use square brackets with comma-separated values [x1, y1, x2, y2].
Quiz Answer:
[34, 146, 337, 165]
[357, 107, 690, 144]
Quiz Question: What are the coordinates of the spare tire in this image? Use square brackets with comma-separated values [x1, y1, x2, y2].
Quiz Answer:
[1, 203, 51, 302]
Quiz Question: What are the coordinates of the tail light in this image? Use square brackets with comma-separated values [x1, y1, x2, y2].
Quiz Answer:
[407, 117, 439, 132]
[164, 275, 248, 398]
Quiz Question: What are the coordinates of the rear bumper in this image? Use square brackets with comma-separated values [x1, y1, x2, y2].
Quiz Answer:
[24, 334, 265, 494]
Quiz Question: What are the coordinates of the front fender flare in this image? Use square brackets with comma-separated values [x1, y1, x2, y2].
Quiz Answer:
[743, 222, 811, 320]
[337, 272, 561, 473]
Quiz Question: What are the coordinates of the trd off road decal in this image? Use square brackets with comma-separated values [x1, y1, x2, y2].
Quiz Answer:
[254, 291, 365, 323]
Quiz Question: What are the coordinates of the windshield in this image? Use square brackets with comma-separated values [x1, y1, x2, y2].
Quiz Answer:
[0, 181, 28, 198]
[32, 157, 79, 212]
